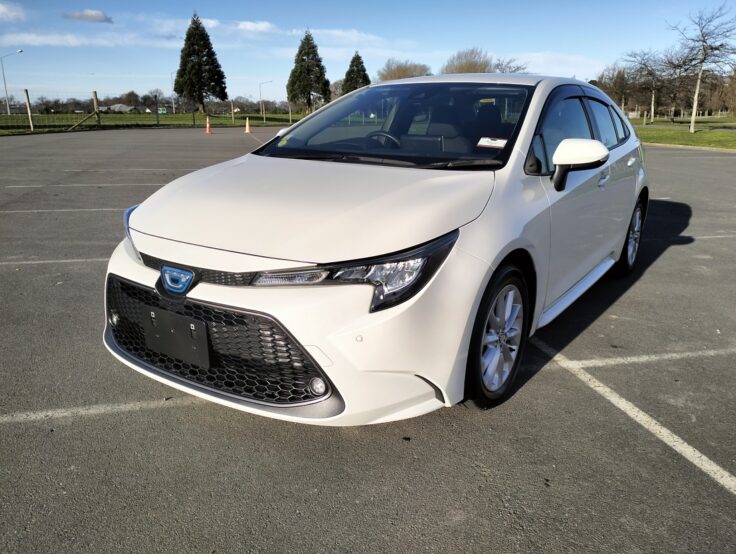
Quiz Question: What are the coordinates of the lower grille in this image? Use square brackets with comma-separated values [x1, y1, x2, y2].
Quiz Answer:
[106, 274, 330, 406]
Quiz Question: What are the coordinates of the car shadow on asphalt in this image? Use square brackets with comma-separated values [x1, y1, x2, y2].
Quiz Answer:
[507, 198, 694, 401]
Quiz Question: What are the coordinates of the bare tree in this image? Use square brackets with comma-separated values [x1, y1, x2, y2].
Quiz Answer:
[671, 2, 736, 132]
[661, 46, 696, 118]
[626, 50, 663, 122]
[376, 59, 431, 81]
[440, 47, 527, 74]
[492, 57, 528, 73]
[595, 64, 631, 110]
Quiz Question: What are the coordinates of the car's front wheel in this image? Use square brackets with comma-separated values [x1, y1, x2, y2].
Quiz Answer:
[613, 199, 644, 275]
[465, 265, 530, 408]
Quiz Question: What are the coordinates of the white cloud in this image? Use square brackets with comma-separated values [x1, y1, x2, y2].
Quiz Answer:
[307, 28, 384, 46]
[237, 20, 276, 33]
[63, 9, 113, 24]
[0, 31, 179, 49]
[201, 18, 220, 29]
[0, 1, 25, 22]
[516, 51, 606, 80]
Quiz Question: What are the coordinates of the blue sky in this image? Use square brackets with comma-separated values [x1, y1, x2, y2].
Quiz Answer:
[0, 0, 733, 102]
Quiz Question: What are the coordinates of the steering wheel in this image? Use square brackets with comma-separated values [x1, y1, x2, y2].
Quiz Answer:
[366, 131, 401, 148]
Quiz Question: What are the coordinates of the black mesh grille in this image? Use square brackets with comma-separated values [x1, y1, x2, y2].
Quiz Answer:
[106, 274, 330, 405]
[140, 253, 256, 287]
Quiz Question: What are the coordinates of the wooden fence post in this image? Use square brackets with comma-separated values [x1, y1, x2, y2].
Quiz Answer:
[24, 88, 33, 132]
[92, 91, 101, 127]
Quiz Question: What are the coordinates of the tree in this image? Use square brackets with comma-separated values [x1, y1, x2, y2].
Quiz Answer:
[330, 79, 344, 99]
[596, 64, 631, 110]
[376, 58, 431, 81]
[121, 90, 141, 106]
[671, 2, 736, 132]
[174, 14, 227, 113]
[661, 46, 695, 118]
[440, 47, 527, 74]
[626, 50, 663, 123]
[343, 51, 371, 94]
[287, 31, 331, 112]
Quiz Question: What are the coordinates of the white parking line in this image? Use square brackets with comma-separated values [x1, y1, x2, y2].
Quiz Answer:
[692, 234, 736, 240]
[5, 183, 164, 189]
[0, 208, 123, 214]
[62, 168, 199, 172]
[643, 234, 736, 242]
[531, 338, 736, 496]
[0, 397, 203, 424]
[0, 258, 108, 266]
[571, 347, 736, 369]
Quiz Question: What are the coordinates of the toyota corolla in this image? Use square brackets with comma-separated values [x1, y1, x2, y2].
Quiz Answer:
[103, 74, 648, 426]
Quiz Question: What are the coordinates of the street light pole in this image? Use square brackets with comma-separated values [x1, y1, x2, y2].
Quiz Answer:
[1, 49, 23, 116]
[170, 71, 176, 114]
[259, 80, 273, 123]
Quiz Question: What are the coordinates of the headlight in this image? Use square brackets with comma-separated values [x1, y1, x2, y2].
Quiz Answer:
[123, 204, 140, 258]
[252, 230, 458, 312]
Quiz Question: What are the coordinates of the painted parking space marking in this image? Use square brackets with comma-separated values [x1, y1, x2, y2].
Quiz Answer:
[531, 338, 736, 496]
[0, 258, 109, 266]
[643, 233, 736, 242]
[61, 168, 200, 172]
[0, 208, 124, 214]
[0, 397, 203, 424]
[5, 183, 164, 189]
[570, 347, 736, 369]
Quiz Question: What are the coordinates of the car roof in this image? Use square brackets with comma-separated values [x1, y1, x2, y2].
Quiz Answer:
[370, 73, 586, 89]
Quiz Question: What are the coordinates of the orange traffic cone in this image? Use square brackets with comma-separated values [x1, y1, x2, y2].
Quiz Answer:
[205, 116, 212, 135]
[244, 117, 251, 134]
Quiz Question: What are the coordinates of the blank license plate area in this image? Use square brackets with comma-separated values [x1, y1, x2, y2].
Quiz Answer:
[142, 305, 210, 369]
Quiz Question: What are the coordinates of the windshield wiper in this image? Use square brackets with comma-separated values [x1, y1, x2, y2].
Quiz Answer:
[271, 151, 417, 167]
[422, 159, 503, 170]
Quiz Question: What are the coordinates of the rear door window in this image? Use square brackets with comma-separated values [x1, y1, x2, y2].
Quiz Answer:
[588, 99, 618, 148]
[609, 106, 628, 143]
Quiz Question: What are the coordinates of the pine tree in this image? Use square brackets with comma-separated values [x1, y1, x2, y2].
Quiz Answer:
[174, 14, 227, 112]
[342, 51, 371, 94]
[287, 31, 331, 111]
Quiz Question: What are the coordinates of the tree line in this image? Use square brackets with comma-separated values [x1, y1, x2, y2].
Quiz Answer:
[20, 4, 735, 127]
[593, 3, 736, 133]
[173, 14, 528, 115]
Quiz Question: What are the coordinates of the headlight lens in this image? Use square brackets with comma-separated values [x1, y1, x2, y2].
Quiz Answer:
[252, 230, 458, 312]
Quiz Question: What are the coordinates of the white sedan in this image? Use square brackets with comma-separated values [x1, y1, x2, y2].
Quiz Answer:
[104, 74, 648, 425]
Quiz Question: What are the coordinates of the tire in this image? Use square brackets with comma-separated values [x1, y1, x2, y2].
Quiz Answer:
[465, 265, 530, 408]
[612, 199, 644, 276]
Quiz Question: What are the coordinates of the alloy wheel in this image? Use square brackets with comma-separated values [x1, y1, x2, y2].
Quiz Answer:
[480, 284, 524, 392]
[627, 205, 643, 267]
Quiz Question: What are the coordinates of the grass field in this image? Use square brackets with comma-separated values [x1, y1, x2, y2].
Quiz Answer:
[634, 126, 736, 149]
[629, 113, 736, 149]
[0, 112, 303, 135]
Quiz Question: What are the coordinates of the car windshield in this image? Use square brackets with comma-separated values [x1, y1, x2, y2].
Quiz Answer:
[256, 82, 534, 169]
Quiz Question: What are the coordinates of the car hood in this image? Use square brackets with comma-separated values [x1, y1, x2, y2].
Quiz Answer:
[130, 153, 495, 264]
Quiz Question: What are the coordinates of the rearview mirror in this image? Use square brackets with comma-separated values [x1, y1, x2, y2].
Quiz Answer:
[551, 138, 609, 191]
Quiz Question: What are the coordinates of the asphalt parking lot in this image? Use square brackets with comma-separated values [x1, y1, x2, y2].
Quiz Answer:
[1, 128, 735, 552]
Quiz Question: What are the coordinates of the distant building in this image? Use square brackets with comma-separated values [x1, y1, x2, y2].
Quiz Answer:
[100, 104, 138, 114]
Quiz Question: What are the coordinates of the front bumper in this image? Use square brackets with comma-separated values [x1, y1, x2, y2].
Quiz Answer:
[103, 232, 489, 426]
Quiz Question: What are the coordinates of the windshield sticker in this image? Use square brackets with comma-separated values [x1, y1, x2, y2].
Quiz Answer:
[477, 137, 507, 149]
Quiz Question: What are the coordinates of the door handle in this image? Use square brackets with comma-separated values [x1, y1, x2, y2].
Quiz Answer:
[627, 157, 636, 167]
[598, 172, 610, 187]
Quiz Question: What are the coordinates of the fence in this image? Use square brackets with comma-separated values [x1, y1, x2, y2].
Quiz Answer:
[0, 89, 301, 135]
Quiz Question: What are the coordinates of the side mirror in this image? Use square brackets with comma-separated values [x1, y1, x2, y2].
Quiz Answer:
[276, 127, 289, 137]
[551, 138, 609, 191]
